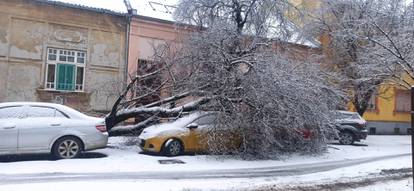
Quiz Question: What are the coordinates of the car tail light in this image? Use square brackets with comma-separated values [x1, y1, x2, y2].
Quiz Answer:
[96, 125, 107, 132]
[298, 128, 313, 140]
[302, 129, 312, 139]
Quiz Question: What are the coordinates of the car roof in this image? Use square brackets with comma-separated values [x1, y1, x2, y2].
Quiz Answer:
[0, 102, 90, 119]
[0, 102, 63, 108]
[335, 110, 359, 115]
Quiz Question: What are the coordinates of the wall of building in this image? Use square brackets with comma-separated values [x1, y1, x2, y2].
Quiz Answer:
[128, 17, 191, 74]
[0, 0, 127, 113]
[363, 81, 412, 134]
[127, 15, 321, 102]
[128, 16, 194, 100]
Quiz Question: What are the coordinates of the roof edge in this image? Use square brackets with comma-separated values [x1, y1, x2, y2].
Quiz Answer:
[32, 0, 127, 17]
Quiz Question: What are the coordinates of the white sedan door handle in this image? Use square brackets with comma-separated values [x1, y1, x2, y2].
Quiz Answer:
[51, 123, 61, 126]
[2, 124, 16, 129]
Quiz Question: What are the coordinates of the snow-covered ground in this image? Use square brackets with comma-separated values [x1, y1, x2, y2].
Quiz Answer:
[0, 155, 411, 191]
[0, 135, 411, 191]
[0, 135, 410, 174]
[344, 178, 412, 191]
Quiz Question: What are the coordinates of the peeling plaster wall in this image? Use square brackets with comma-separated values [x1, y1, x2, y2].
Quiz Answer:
[0, 13, 9, 57]
[90, 30, 122, 68]
[9, 18, 46, 60]
[48, 23, 89, 50]
[87, 70, 123, 111]
[0, 0, 127, 113]
[0, 61, 8, 101]
[6, 63, 41, 101]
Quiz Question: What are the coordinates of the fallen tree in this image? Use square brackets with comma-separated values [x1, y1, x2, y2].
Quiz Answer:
[105, 0, 346, 158]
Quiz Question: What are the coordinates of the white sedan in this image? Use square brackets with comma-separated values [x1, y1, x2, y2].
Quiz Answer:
[0, 102, 108, 159]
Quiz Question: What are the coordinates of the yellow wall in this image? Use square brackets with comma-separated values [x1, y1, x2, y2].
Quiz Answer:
[363, 85, 410, 123]
[288, 0, 321, 27]
[361, 73, 414, 123]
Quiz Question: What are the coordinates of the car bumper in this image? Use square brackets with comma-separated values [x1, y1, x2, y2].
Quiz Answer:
[355, 129, 368, 141]
[138, 138, 162, 153]
[84, 132, 108, 151]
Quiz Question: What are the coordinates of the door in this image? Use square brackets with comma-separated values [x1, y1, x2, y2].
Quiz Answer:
[186, 114, 217, 152]
[0, 106, 23, 153]
[57, 64, 75, 91]
[18, 106, 68, 152]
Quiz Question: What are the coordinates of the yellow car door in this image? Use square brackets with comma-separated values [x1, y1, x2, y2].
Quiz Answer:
[184, 114, 217, 153]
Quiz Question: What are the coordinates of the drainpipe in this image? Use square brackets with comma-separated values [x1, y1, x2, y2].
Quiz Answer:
[123, 0, 135, 89]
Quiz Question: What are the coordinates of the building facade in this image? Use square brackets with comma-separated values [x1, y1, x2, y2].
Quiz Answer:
[363, 77, 413, 135]
[0, 0, 127, 113]
[126, 0, 320, 102]
[294, 0, 413, 135]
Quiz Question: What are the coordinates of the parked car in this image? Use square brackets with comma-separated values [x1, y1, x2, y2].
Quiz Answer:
[138, 112, 314, 156]
[138, 112, 241, 156]
[0, 102, 108, 159]
[334, 110, 368, 145]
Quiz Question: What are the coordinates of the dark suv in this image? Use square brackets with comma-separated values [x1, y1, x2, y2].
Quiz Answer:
[334, 111, 368, 145]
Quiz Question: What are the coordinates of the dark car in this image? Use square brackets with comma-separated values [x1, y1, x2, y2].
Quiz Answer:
[334, 111, 368, 145]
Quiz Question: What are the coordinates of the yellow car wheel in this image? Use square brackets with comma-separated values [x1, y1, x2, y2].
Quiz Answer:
[163, 139, 183, 156]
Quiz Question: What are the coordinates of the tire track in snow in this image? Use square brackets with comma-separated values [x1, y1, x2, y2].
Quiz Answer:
[0, 153, 410, 184]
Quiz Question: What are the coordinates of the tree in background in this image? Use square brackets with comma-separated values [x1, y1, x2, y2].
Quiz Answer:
[304, 0, 414, 116]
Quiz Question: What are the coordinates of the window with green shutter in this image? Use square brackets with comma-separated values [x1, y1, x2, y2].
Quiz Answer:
[45, 48, 86, 92]
[56, 64, 75, 91]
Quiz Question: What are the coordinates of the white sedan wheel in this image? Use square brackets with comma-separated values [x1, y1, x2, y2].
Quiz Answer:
[53, 138, 82, 159]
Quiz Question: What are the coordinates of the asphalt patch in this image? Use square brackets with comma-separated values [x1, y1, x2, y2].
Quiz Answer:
[0, 152, 107, 163]
[158, 159, 186, 164]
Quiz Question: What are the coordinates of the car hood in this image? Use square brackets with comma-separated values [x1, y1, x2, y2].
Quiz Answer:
[335, 118, 366, 124]
[138, 112, 204, 140]
[139, 125, 186, 140]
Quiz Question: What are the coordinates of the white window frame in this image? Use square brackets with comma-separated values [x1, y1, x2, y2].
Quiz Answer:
[45, 48, 86, 92]
[395, 89, 410, 112]
[367, 94, 377, 110]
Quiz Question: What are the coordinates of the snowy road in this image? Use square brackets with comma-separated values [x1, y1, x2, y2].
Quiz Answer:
[0, 153, 409, 184]
[0, 136, 411, 190]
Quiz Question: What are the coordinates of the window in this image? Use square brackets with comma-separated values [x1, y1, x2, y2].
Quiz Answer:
[27, 106, 67, 118]
[369, 127, 376, 135]
[395, 90, 410, 112]
[0, 106, 24, 119]
[394, 128, 400, 134]
[194, 114, 217, 126]
[136, 59, 162, 105]
[367, 95, 376, 110]
[45, 48, 86, 91]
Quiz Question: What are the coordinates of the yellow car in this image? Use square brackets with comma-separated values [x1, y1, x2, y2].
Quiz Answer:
[138, 112, 240, 156]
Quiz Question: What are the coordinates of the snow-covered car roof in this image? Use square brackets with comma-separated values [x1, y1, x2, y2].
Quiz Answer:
[0, 102, 93, 120]
[0, 102, 67, 109]
[139, 112, 216, 139]
[335, 110, 359, 115]
[333, 110, 366, 124]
